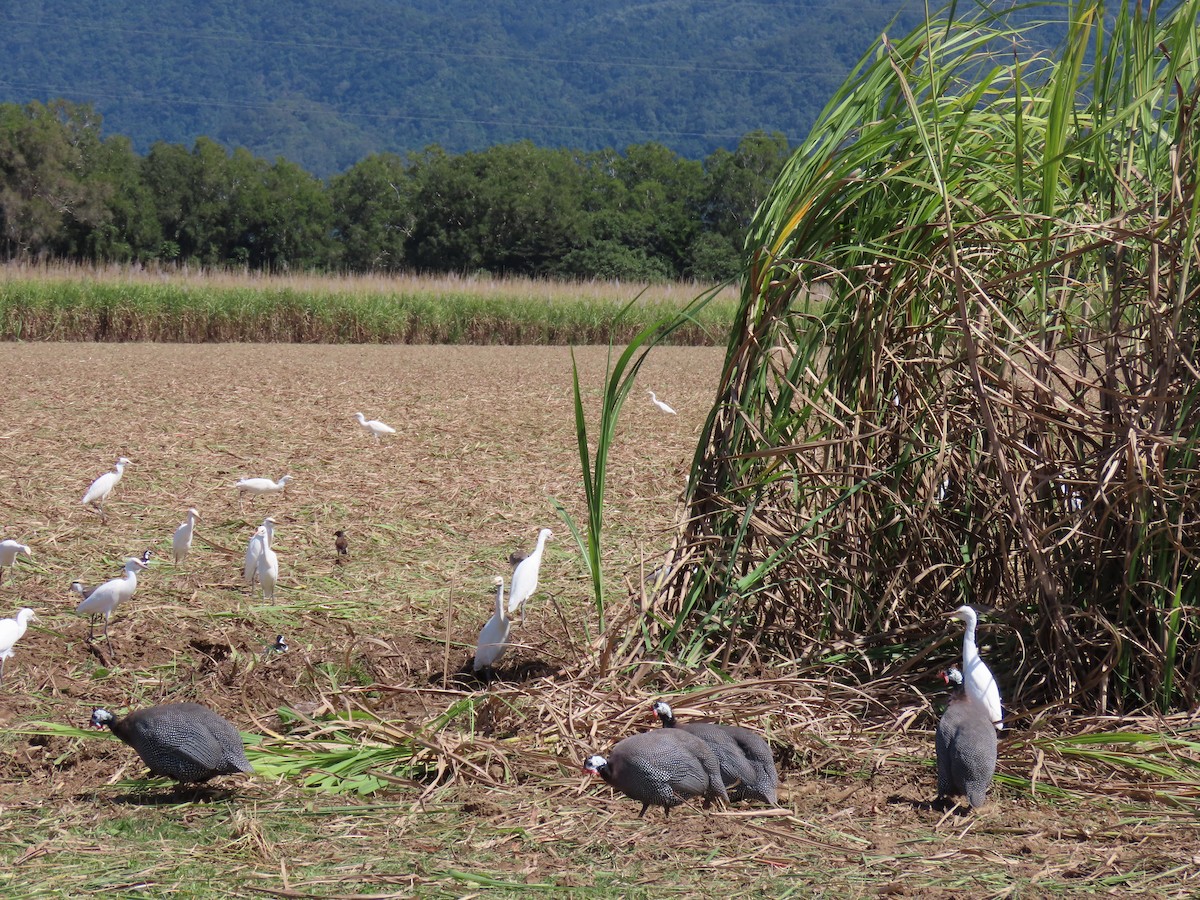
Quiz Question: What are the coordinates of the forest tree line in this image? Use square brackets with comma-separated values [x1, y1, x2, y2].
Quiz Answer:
[0, 100, 792, 281]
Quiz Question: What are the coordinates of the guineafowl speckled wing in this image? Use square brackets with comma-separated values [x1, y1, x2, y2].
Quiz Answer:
[677, 722, 760, 802]
[121, 704, 251, 783]
[936, 696, 997, 807]
[606, 730, 722, 812]
[724, 725, 778, 804]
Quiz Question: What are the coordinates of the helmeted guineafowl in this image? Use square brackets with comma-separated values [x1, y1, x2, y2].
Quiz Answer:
[935, 666, 997, 810]
[583, 728, 728, 817]
[90, 702, 254, 784]
[651, 699, 779, 805]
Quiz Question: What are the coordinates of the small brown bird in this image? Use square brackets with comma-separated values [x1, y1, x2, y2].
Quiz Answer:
[334, 530, 349, 558]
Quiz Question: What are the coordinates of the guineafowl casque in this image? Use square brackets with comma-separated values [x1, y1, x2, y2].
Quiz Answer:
[651, 699, 779, 805]
[935, 666, 997, 811]
[90, 702, 254, 785]
[583, 728, 728, 817]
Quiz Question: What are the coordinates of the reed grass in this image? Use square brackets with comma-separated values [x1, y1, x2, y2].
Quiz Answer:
[0, 263, 736, 344]
[649, 0, 1200, 714]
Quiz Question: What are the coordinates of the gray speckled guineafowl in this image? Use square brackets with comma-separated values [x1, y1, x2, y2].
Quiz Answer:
[651, 700, 779, 805]
[935, 667, 997, 810]
[90, 702, 254, 785]
[584, 729, 728, 817]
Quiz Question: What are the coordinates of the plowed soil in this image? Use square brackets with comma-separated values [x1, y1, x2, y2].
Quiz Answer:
[0, 343, 1196, 898]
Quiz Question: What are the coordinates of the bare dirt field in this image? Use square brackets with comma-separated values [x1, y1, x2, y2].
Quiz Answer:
[0, 343, 1197, 898]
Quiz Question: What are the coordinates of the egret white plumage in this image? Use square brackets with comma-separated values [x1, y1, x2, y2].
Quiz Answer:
[172, 508, 201, 565]
[948, 605, 1003, 730]
[235, 475, 292, 510]
[0, 607, 36, 682]
[82, 457, 130, 519]
[257, 518, 279, 600]
[75, 557, 147, 641]
[507, 527, 552, 615]
[0, 540, 32, 582]
[647, 391, 677, 415]
[473, 576, 510, 673]
[354, 412, 396, 443]
[244, 521, 271, 587]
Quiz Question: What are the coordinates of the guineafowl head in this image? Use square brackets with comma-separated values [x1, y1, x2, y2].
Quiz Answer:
[942, 665, 963, 686]
[582, 755, 608, 775]
[90, 709, 116, 729]
[650, 700, 676, 725]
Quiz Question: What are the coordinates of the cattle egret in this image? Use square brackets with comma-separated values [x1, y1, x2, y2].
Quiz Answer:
[0, 607, 36, 682]
[647, 391, 677, 415]
[257, 518, 279, 600]
[334, 530, 349, 558]
[948, 605, 1003, 730]
[508, 528, 552, 615]
[244, 523, 268, 587]
[235, 475, 292, 511]
[354, 412, 397, 443]
[0, 540, 32, 583]
[172, 508, 201, 565]
[82, 457, 131, 519]
[473, 577, 510, 673]
[76, 557, 148, 641]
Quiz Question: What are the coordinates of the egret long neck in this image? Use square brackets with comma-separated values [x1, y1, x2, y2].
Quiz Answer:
[494, 583, 506, 620]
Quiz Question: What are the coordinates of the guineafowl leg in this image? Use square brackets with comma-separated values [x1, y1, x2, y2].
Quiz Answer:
[638, 802, 649, 818]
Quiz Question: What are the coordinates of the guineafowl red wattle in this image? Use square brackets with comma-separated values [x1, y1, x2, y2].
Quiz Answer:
[90, 702, 254, 785]
[651, 700, 779, 805]
[935, 668, 997, 810]
[583, 729, 728, 817]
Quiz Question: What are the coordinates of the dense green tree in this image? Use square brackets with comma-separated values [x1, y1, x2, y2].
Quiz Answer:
[0, 100, 109, 259]
[328, 153, 418, 271]
[690, 130, 792, 280]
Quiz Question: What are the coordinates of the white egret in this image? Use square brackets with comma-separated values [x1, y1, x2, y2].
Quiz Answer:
[647, 391, 677, 415]
[473, 576, 510, 673]
[507, 527, 552, 615]
[948, 605, 1003, 730]
[235, 475, 292, 511]
[75, 557, 148, 641]
[257, 518, 279, 600]
[172, 508, 201, 565]
[244, 523, 268, 587]
[0, 540, 32, 582]
[82, 457, 131, 519]
[0, 607, 36, 682]
[354, 412, 397, 443]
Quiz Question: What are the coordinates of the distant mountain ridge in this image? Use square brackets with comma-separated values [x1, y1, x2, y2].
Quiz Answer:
[3, 0, 940, 175]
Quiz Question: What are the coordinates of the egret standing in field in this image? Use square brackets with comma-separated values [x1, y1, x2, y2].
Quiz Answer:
[0, 540, 32, 583]
[647, 391, 677, 415]
[948, 605, 1003, 730]
[235, 475, 292, 511]
[473, 577, 510, 675]
[75, 556, 148, 641]
[172, 508, 201, 565]
[82, 457, 131, 520]
[257, 518, 279, 600]
[354, 412, 396, 443]
[244, 523, 268, 588]
[508, 528, 552, 616]
[0, 607, 36, 682]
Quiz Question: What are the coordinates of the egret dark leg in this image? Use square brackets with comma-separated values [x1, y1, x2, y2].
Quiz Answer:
[1, 657, 6, 682]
